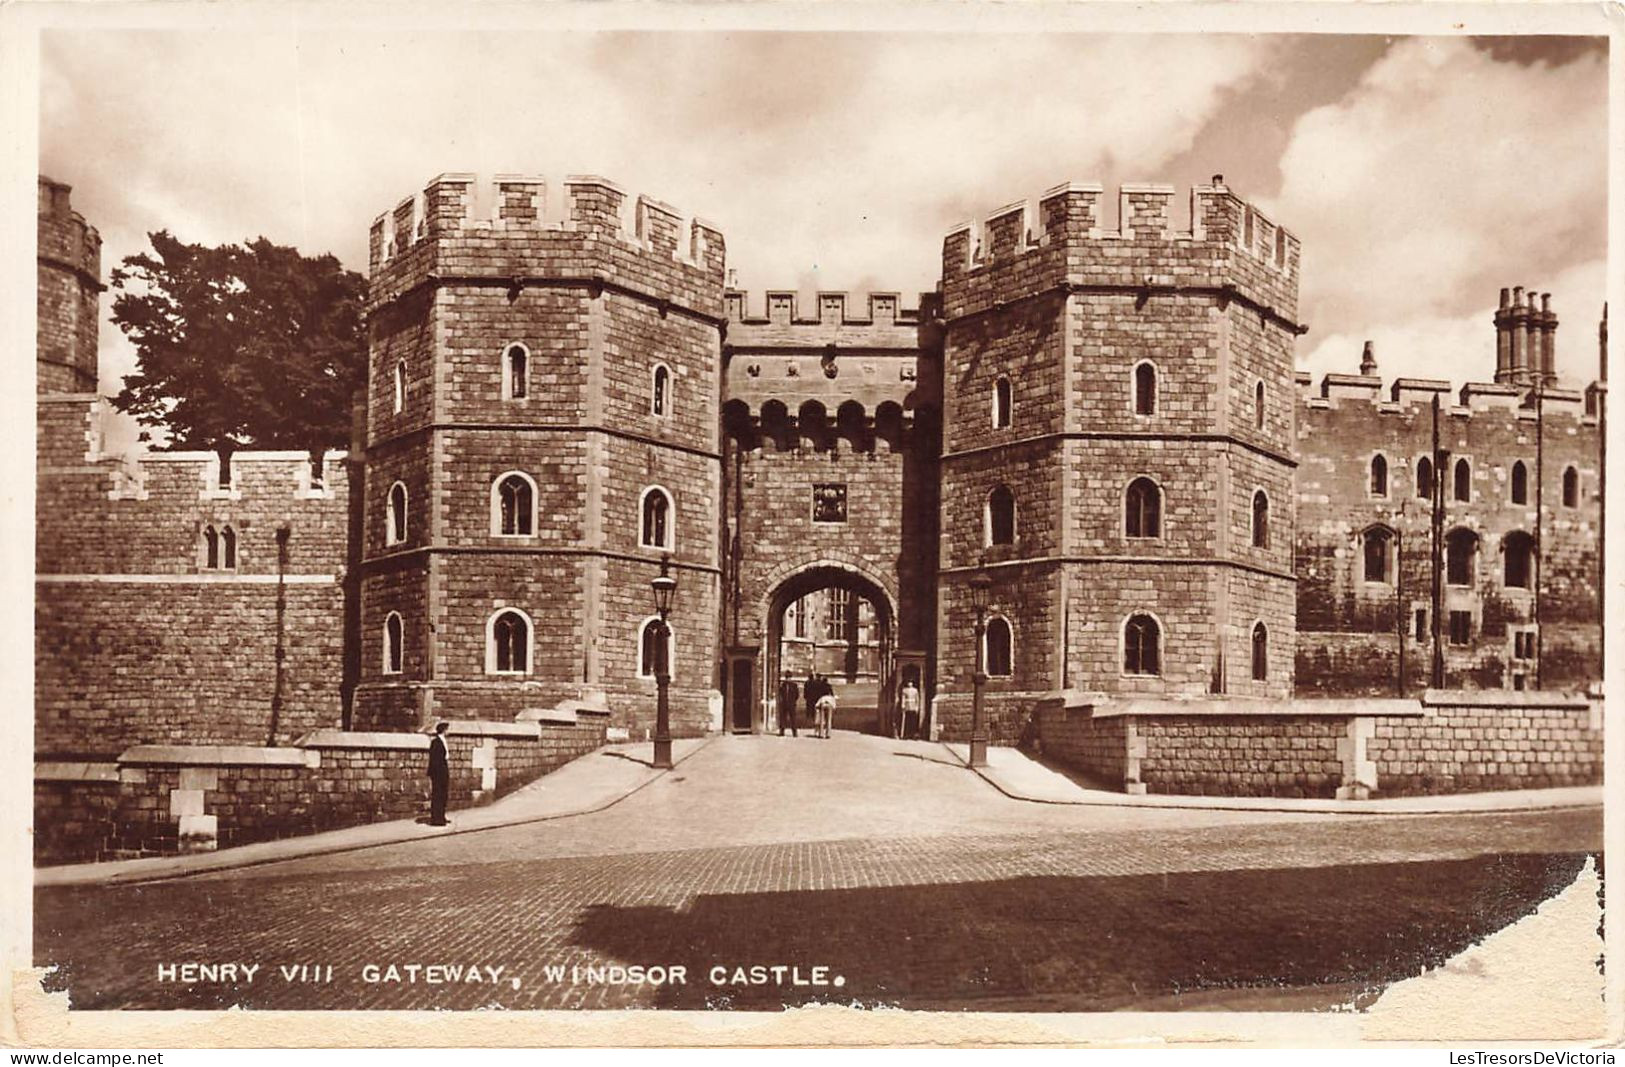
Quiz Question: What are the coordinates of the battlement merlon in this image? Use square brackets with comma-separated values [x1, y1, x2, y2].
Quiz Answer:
[37, 176, 103, 285]
[940, 180, 1300, 319]
[366, 173, 726, 280]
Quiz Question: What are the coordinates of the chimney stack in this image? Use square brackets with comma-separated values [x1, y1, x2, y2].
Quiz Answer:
[1494, 288, 1514, 384]
[1511, 286, 1531, 387]
[1359, 340, 1377, 377]
[1538, 292, 1558, 388]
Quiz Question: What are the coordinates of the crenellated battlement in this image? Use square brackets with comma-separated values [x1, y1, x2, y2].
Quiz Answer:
[939, 178, 1300, 325]
[37, 176, 103, 282]
[721, 288, 938, 420]
[1298, 311, 1604, 425]
[1299, 370, 1595, 422]
[943, 180, 1297, 275]
[367, 172, 725, 280]
[725, 289, 937, 329]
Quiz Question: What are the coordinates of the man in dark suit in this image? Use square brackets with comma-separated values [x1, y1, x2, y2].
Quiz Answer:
[804, 672, 822, 729]
[426, 721, 451, 827]
[777, 673, 800, 737]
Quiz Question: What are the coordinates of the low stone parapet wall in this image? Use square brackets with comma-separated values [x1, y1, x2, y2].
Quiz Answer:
[1031, 696, 1126, 786]
[34, 711, 608, 865]
[1368, 691, 1602, 796]
[1032, 689, 1601, 799]
[931, 690, 1043, 746]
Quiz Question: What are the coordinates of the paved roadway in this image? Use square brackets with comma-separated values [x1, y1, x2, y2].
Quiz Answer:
[34, 733, 1601, 1012]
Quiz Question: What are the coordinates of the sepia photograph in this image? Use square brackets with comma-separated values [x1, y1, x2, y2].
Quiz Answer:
[7, 0, 1618, 1048]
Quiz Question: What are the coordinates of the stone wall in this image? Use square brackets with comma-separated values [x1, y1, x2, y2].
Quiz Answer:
[34, 713, 606, 865]
[1031, 690, 1600, 799]
[35, 428, 352, 758]
[1368, 691, 1602, 795]
[1136, 716, 1345, 798]
[1296, 371, 1602, 696]
[1031, 700, 1127, 784]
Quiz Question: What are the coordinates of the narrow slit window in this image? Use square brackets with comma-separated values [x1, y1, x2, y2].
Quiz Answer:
[987, 484, 1016, 546]
[984, 617, 1013, 677]
[651, 364, 670, 417]
[1134, 362, 1156, 416]
[506, 345, 529, 400]
[993, 376, 1012, 429]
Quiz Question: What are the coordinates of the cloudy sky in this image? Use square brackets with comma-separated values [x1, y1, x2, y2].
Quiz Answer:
[37, 22, 1608, 453]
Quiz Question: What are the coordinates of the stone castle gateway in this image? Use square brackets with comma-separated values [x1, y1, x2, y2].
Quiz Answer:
[34, 171, 1605, 859]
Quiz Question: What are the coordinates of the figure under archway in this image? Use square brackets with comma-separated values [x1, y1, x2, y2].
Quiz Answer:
[760, 565, 896, 737]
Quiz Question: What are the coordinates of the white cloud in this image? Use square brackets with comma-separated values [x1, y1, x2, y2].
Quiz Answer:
[45, 30, 1285, 453]
[1298, 257, 1606, 392]
[1270, 38, 1606, 359]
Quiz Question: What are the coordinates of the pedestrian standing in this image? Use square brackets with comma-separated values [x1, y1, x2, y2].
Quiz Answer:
[816, 688, 837, 739]
[778, 672, 800, 737]
[804, 671, 821, 733]
[425, 721, 451, 827]
[899, 679, 922, 740]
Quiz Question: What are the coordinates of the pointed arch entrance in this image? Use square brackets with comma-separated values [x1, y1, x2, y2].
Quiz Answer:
[755, 563, 897, 735]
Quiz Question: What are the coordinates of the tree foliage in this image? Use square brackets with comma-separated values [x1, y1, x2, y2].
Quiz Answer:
[110, 231, 366, 452]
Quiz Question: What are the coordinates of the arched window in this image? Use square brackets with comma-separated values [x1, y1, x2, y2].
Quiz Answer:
[1415, 455, 1434, 499]
[1510, 461, 1528, 506]
[1254, 380, 1266, 431]
[201, 524, 235, 570]
[1251, 490, 1270, 549]
[1563, 466, 1580, 508]
[1446, 528, 1478, 586]
[393, 360, 406, 414]
[386, 482, 408, 546]
[1125, 477, 1162, 539]
[504, 344, 529, 400]
[1251, 621, 1268, 681]
[992, 376, 1012, 429]
[487, 609, 531, 674]
[383, 612, 403, 674]
[1362, 526, 1393, 583]
[1454, 458, 1472, 502]
[986, 484, 1016, 546]
[1124, 613, 1161, 676]
[638, 617, 676, 680]
[1133, 361, 1157, 416]
[493, 472, 536, 536]
[651, 363, 670, 417]
[983, 616, 1013, 677]
[640, 486, 673, 550]
[1369, 454, 1388, 497]
[1503, 531, 1535, 589]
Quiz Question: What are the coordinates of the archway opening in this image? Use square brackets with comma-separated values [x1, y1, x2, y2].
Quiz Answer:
[763, 566, 895, 736]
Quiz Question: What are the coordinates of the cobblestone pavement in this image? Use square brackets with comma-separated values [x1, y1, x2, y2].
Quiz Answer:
[34, 733, 1602, 1012]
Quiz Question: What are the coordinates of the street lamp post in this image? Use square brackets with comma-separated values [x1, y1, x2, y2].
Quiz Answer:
[968, 562, 994, 769]
[650, 554, 677, 770]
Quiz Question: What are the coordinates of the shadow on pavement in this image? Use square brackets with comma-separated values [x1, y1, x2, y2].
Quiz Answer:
[891, 750, 964, 769]
[567, 851, 1591, 1012]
